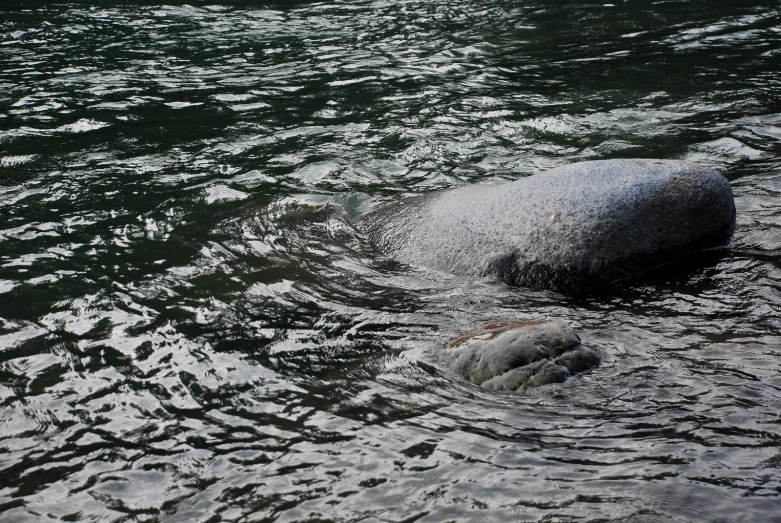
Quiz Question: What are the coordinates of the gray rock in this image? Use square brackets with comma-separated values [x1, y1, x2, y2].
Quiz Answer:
[361, 159, 736, 294]
[441, 321, 597, 391]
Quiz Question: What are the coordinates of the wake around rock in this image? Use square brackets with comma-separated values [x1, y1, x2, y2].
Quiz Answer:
[361, 159, 736, 295]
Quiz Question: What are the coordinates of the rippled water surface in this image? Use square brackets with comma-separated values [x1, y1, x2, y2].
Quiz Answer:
[2, 1, 781, 521]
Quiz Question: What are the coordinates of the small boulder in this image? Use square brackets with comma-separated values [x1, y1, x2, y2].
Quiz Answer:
[442, 321, 598, 391]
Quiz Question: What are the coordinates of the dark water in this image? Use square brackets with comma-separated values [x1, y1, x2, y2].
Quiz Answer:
[2, 1, 781, 521]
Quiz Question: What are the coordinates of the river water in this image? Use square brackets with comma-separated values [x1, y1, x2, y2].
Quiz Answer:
[1, 2, 781, 521]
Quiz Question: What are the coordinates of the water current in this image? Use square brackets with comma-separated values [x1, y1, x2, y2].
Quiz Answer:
[2, 1, 781, 521]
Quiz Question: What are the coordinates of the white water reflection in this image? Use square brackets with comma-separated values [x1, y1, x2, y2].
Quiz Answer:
[0, 1, 780, 521]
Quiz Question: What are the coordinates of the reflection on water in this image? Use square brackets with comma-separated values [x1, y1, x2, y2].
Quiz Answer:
[1, 1, 780, 521]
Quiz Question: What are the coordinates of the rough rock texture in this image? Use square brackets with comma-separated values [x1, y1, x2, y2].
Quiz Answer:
[442, 321, 598, 391]
[361, 159, 736, 294]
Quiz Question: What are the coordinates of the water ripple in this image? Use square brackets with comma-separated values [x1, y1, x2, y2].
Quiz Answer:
[1, 1, 781, 521]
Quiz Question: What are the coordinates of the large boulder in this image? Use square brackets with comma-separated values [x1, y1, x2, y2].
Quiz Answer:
[441, 321, 599, 391]
[361, 159, 736, 294]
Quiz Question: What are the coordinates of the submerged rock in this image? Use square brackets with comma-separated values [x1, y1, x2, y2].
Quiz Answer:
[361, 159, 736, 294]
[442, 321, 598, 391]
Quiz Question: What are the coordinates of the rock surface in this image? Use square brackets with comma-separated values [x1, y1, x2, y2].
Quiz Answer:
[361, 159, 736, 294]
[441, 321, 598, 391]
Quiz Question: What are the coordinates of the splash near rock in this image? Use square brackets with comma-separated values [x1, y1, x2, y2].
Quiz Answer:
[442, 321, 598, 391]
[361, 159, 736, 294]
